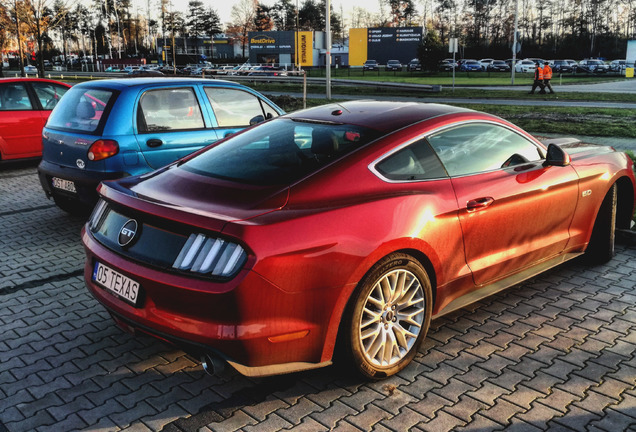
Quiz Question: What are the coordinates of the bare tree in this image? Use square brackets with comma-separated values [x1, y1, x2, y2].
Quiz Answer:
[230, 0, 257, 57]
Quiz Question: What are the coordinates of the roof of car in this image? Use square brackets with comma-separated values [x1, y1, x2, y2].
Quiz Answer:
[286, 101, 473, 134]
[72, 77, 244, 90]
[0, 77, 70, 86]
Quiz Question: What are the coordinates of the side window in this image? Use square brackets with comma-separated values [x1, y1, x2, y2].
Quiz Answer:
[137, 88, 204, 133]
[427, 123, 544, 177]
[31, 82, 69, 110]
[376, 138, 447, 181]
[205, 87, 276, 127]
[0, 84, 33, 110]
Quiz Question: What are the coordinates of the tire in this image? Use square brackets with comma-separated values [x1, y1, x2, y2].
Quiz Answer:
[53, 195, 92, 217]
[585, 183, 617, 264]
[344, 253, 432, 379]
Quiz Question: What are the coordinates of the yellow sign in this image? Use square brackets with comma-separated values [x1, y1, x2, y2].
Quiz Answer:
[626, 67, 634, 78]
[251, 35, 276, 44]
[349, 28, 368, 66]
[295, 31, 313, 67]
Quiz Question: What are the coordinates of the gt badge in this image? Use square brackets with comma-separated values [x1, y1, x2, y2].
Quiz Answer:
[118, 219, 138, 247]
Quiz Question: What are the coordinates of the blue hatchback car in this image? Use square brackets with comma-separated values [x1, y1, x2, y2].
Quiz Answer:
[38, 78, 284, 213]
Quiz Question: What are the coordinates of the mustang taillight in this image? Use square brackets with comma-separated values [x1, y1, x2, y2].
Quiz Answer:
[88, 139, 119, 161]
[173, 233, 247, 278]
[89, 199, 108, 231]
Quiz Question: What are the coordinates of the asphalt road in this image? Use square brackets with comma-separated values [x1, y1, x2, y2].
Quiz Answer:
[1, 161, 635, 432]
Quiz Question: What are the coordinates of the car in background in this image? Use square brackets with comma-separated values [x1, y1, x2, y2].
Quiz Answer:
[479, 58, 495, 70]
[515, 60, 536, 73]
[385, 60, 403, 71]
[363, 59, 379, 71]
[525, 58, 547, 65]
[82, 100, 636, 380]
[487, 60, 510, 72]
[551, 60, 573, 73]
[159, 66, 183, 75]
[609, 59, 626, 72]
[123, 66, 141, 73]
[577, 59, 609, 73]
[128, 69, 164, 77]
[459, 59, 482, 71]
[407, 58, 422, 71]
[105, 66, 122, 72]
[0, 78, 71, 161]
[439, 59, 458, 71]
[38, 78, 284, 214]
[24, 65, 38, 74]
[216, 66, 235, 75]
[247, 65, 288, 76]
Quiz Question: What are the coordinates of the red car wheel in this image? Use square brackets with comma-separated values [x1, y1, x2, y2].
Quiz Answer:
[346, 253, 432, 379]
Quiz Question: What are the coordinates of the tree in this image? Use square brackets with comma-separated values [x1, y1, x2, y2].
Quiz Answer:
[418, 27, 444, 71]
[186, 0, 205, 54]
[386, 0, 415, 27]
[230, 0, 257, 57]
[270, 0, 296, 31]
[254, 3, 274, 31]
[201, 7, 222, 58]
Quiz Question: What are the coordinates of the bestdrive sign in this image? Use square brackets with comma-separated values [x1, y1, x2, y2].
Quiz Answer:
[296, 32, 313, 67]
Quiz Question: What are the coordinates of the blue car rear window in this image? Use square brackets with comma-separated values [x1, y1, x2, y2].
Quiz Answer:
[47, 87, 116, 133]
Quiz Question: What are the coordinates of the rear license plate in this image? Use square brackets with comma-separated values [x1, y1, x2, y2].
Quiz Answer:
[92, 261, 140, 306]
[52, 177, 76, 193]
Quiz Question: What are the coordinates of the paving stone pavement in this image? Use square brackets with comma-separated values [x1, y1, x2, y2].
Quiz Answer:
[0, 162, 635, 432]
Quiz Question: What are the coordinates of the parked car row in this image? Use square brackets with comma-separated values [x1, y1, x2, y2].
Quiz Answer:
[439, 57, 627, 74]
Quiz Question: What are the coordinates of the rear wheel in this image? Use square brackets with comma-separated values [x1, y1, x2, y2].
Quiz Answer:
[345, 253, 432, 379]
[585, 183, 617, 264]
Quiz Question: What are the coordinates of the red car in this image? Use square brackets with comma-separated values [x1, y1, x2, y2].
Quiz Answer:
[82, 101, 636, 379]
[0, 78, 70, 161]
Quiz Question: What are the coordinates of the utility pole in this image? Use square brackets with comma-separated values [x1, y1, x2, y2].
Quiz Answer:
[511, 0, 519, 84]
[325, 0, 331, 99]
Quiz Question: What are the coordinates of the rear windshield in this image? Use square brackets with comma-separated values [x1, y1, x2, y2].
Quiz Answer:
[46, 87, 116, 133]
[181, 118, 382, 185]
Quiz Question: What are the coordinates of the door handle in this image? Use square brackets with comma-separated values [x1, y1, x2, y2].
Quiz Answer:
[146, 139, 163, 148]
[467, 197, 494, 212]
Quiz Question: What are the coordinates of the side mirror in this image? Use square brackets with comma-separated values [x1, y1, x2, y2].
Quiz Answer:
[249, 115, 265, 125]
[544, 143, 571, 167]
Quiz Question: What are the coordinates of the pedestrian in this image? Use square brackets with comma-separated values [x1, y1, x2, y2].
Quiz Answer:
[529, 62, 545, 94]
[543, 62, 555, 94]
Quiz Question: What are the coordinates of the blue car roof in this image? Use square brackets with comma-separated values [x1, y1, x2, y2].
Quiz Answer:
[73, 78, 247, 90]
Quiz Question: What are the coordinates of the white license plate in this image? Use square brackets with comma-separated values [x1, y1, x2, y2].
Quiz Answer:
[52, 177, 76, 193]
[92, 261, 141, 306]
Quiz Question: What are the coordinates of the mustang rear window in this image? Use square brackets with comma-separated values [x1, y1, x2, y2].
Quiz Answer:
[46, 87, 116, 133]
[181, 118, 382, 185]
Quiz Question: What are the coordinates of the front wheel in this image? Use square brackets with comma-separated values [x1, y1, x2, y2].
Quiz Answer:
[584, 183, 617, 264]
[345, 253, 432, 379]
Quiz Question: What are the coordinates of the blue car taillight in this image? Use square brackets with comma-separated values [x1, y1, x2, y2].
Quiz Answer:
[173, 233, 247, 278]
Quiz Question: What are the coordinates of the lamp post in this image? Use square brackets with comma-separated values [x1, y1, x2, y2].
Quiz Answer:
[511, 0, 519, 84]
[325, 0, 331, 99]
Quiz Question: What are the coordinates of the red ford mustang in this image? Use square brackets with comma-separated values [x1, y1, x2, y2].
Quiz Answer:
[82, 101, 636, 379]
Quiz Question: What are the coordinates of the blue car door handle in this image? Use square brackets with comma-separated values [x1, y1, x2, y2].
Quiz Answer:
[146, 139, 163, 148]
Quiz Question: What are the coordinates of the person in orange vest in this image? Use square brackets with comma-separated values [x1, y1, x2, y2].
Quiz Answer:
[529, 62, 546, 94]
[543, 62, 555, 94]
